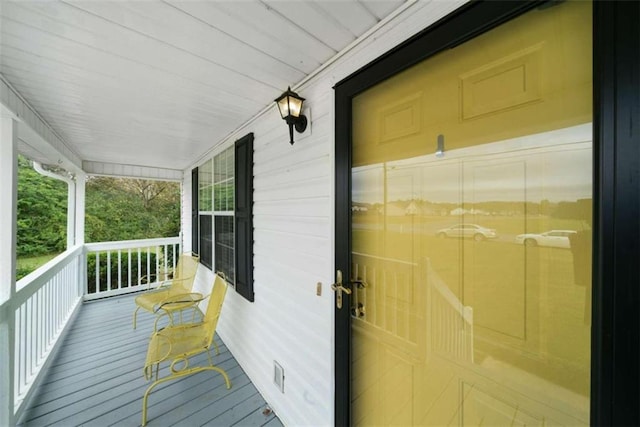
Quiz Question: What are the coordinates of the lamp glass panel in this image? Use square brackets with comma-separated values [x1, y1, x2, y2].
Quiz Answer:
[289, 97, 303, 118]
[278, 97, 290, 118]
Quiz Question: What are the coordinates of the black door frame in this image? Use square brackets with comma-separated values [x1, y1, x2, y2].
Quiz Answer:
[334, 1, 640, 425]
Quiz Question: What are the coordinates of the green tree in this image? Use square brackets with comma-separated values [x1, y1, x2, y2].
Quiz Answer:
[17, 156, 180, 278]
[17, 156, 67, 256]
[85, 177, 180, 242]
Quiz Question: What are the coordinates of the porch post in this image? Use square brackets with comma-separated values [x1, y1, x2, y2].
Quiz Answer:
[66, 180, 76, 249]
[75, 171, 86, 247]
[75, 171, 86, 296]
[0, 117, 18, 426]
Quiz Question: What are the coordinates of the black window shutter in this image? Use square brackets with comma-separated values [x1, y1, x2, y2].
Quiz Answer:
[191, 167, 199, 256]
[234, 133, 254, 302]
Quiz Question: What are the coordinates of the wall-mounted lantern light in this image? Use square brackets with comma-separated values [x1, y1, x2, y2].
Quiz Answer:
[275, 86, 308, 145]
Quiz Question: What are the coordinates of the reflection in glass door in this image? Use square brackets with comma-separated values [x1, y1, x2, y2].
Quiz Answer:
[350, 1, 592, 425]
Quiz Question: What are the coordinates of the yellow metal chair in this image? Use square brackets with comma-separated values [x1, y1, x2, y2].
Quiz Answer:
[133, 252, 201, 330]
[141, 273, 230, 426]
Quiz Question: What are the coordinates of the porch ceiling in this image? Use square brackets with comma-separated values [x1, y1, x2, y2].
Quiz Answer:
[0, 0, 405, 172]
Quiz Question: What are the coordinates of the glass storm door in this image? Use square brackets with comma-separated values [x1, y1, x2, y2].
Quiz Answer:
[348, 1, 592, 425]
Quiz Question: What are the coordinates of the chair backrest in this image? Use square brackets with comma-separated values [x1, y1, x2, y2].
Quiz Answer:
[203, 274, 228, 346]
[169, 253, 199, 295]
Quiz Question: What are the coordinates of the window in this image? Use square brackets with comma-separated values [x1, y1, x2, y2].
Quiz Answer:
[198, 147, 234, 277]
[214, 216, 234, 281]
[194, 133, 253, 301]
[198, 158, 213, 269]
[213, 147, 235, 282]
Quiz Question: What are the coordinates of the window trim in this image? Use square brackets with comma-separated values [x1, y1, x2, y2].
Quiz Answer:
[191, 167, 198, 258]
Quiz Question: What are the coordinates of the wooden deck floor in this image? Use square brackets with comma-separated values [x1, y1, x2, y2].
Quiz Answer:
[18, 294, 283, 427]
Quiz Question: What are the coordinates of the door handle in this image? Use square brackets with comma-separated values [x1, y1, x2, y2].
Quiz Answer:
[331, 270, 351, 309]
[352, 279, 367, 289]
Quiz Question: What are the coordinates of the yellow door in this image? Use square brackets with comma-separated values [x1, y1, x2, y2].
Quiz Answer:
[350, 1, 592, 425]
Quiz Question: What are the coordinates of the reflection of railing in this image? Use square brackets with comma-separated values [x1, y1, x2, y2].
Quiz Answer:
[351, 253, 473, 362]
[351, 252, 419, 348]
[426, 260, 474, 363]
[85, 237, 180, 300]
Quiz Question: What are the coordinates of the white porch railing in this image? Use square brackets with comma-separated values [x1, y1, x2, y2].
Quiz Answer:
[84, 237, 181, 300]
[1, 245, 85, 423]
[0, 237, 181, 424]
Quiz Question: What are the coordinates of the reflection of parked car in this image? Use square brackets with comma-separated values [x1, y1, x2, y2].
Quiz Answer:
[436, 224, 497, 241]
[514, 230, 576, 248]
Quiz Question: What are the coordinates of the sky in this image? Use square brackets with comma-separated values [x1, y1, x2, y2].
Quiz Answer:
[352, 126, 592, 205]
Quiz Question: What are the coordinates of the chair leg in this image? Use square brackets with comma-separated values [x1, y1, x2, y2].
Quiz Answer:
[133, 307, 140, 330]
[142, 375, 172, 426]
[142, 365, 231, 426]
[202, 365, 232, 389]
[144, 365, 151, 381]
[154, 311, 174, 332]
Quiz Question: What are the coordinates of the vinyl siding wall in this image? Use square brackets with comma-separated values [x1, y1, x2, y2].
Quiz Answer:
[181, 2, 466, 425]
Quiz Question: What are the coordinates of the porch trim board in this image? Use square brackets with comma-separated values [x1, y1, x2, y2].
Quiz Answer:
[82, 160, 183, 182]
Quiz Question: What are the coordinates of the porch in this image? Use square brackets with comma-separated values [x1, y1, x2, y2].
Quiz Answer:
[2, 1, 640, 426]
[3, 237, 282, 427]
[18, 293, 281, 427]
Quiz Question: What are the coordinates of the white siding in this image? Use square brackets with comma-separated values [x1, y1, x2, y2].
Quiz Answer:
[187, 1, 467, 425]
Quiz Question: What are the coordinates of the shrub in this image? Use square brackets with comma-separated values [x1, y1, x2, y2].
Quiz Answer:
[86, 251, 160, 294]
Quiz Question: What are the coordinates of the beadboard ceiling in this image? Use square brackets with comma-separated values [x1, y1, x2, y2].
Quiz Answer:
[0, 0, 405, 172]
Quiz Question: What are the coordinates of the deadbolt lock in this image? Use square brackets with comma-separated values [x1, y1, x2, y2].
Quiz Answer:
[351, 303, 365, 318]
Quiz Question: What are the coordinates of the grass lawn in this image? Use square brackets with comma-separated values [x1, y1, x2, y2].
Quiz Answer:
[16, 253, 60, 280]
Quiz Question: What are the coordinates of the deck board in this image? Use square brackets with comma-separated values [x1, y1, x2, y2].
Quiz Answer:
[18, 294, 283, 427]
